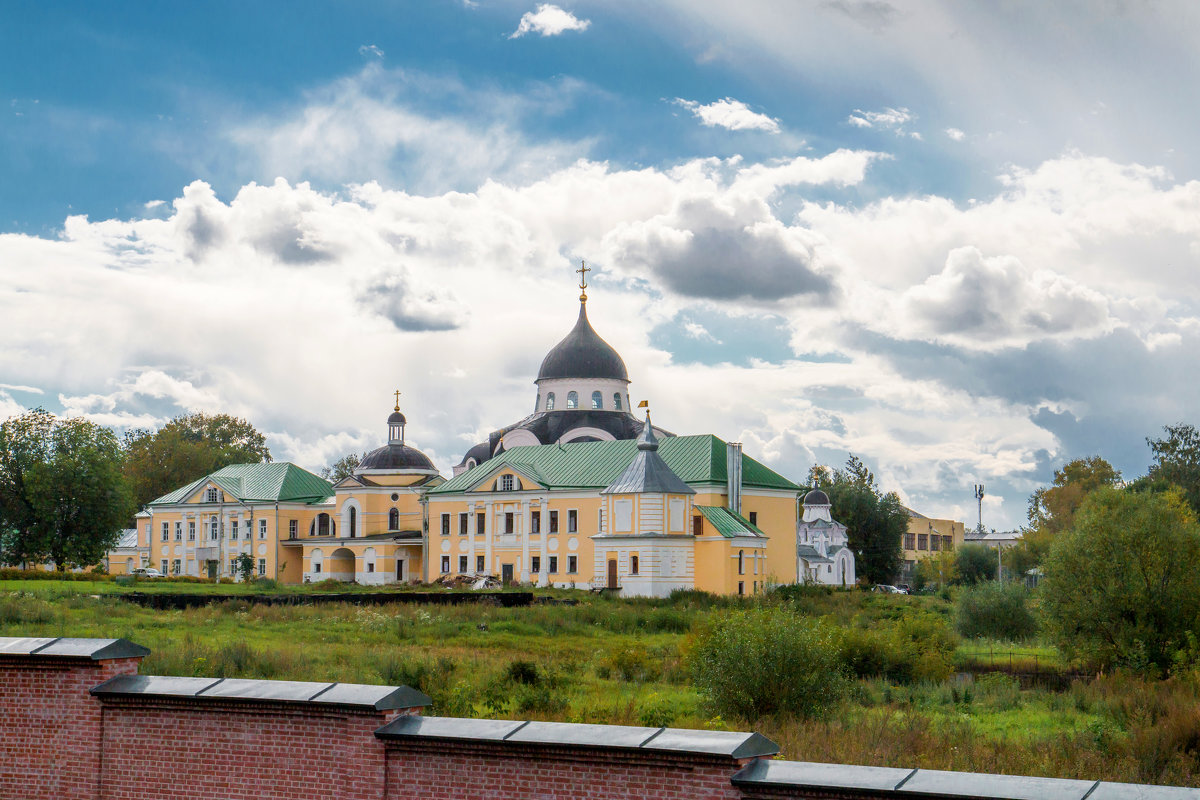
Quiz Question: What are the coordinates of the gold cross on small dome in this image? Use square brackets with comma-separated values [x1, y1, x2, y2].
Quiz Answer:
[393, 390, 401, 411]
[577, 261, 590, 301]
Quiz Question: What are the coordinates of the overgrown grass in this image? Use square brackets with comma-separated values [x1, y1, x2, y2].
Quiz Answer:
[0, 584, 1197, 785]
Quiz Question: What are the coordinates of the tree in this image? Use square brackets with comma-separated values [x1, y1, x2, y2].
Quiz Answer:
[123, 413, 271, 509]
[235, 552, 254, 582]
[809, 455, 907, 585]
[320, 452, 364, 482]
[1041, 487, 1200, 673]
[1144, 423, 1200, 514]
[0, 409, 134, 569]
[953, 543, 996, 585]
[913, 549, 958, 591]
[1028, 456, 1122, 535]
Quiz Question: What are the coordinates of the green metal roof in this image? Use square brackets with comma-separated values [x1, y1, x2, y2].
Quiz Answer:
[431, 435, 799, 495]
[695, 505, 765, 538]
[148, 463, 334, 506]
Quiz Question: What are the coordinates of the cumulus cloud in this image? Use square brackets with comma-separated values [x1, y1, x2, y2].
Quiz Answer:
[847, 106, 920, 138]
[674, 97, 781, 133]
[511, 4, 590, 38]
[898, 247, 1112, 348]
[358, 44, 384, 58]
[945, 127, 965, 141]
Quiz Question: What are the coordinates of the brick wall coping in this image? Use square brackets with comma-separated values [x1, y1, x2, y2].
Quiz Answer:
[0, 636, 150, 660]
[376, 715, 779, 759]
[90, 673, 432, 711]
[731, 760, 1199, 800]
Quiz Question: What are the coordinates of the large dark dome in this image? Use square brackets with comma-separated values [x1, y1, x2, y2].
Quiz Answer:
[537, 302, 628, 382]
[358, 443, 435, 471]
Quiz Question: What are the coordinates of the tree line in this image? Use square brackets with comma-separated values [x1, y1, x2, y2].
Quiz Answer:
[0, 409, 270, 570]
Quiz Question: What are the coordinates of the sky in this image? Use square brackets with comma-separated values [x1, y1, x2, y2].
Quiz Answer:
[3, 1, 1200, 529]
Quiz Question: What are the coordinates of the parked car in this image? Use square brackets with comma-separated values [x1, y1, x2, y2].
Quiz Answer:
[131, 567, 163, 578]
[873, 584, 905, 594]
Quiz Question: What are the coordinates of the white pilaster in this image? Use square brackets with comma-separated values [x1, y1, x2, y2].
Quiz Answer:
[520, 499, 531, 583]
[467, 502, 476, 574]
[538, 497, 549, 587]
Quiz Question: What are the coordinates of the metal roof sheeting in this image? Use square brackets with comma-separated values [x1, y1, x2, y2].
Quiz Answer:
[433, 435, 799, 495]
[695, 506, 764, 538]
[148, 462, 334, 506]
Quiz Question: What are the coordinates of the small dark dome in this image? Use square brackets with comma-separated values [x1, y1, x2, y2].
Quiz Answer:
[537, 302, 628, 382]
[388, 410, 407, 426]
[803, 489, 830, 506]
[359, 443, 434, 472]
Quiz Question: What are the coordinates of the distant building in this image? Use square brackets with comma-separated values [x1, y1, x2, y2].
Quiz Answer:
[105, 511, 150, 574]
[899, 507, 966, 583]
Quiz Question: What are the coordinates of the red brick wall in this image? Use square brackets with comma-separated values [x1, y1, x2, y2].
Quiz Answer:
[383, 740, 751, 800]
[0, 655, 141, 800]
[97, 700, 405, 800]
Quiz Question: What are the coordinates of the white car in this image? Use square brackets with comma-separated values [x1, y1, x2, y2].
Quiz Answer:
[131, 567, 163, 578]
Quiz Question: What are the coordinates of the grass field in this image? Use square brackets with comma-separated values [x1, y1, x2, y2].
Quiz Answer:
[1, 582, 1197, 787]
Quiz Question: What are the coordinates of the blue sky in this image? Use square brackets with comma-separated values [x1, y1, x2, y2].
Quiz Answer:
[4, 1, 1200, 528]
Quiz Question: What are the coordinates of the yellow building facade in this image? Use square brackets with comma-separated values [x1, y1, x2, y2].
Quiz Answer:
[899, 508, 966, 583]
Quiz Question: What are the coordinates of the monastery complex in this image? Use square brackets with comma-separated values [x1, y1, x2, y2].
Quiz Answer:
[119, 273, 963, 595]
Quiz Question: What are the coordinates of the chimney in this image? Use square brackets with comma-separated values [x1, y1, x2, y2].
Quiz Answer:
[726, 442, 743, 515]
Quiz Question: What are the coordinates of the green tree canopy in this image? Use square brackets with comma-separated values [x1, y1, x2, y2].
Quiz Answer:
[123, 413, 271, 508]
[1143, 423, 1200, 514]
[809, 455, 907, 585]
[320, 452, 364, 483]
[0, 409, 134, 569]
[1041, 486, 1200, 673]
[953, 542, 996, 585]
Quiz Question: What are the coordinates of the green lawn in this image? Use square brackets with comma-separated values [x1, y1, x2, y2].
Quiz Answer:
[1, 583, 1196, 787]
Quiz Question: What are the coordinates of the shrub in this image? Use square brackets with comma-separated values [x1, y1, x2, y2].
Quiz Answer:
[839, 611, 958, 684]
[955, 581, 1038, 641]
[689, 608, 847, 720]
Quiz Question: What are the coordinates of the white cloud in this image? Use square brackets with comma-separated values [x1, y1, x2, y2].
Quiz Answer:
[675, 97, 781, 133]
[847, 106, 918, 137]
[945, 127, 965, 141]
[358, 44, 384, 58]
[683, 322, 721, 343]
[511, 4, 590, 38]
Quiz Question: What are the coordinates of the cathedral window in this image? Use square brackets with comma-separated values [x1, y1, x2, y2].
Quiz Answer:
[591, 391, 602, 409]
[630, 554, 639, 575]
[388, 508, 399, 530]
[545, 393, 555, 410]
[566, 391, 578, 409]
[349, 507, 357, 538]
[614, 393, 622, 411]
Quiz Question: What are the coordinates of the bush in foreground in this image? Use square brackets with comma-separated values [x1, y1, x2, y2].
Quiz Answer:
[955, 581, 1038, 642]
[689, 608, 847, 720]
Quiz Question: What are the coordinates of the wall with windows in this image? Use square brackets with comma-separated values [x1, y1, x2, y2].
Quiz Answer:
[427, 485, 600, 587]
[533, 377, 630, 414]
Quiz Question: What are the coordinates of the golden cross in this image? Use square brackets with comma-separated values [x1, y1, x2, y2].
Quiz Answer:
[577, 261, 590, 290]
[393, 390, 401, 411]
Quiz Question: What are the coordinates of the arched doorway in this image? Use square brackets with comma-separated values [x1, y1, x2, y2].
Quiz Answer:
[327, 548, 355, 582]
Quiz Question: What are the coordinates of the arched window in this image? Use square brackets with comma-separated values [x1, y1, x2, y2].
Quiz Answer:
[536, 394, 541, 411]
[591, 391, 602, 409]
[738, 550, 745, 575]
[348, 507, 357, 538]
[566, 391, 578, 409]
[317, 513, 331, 537]
[388, 507, 399, 530]
[545, 393, 555, 410]
[614, 393, 622, 411]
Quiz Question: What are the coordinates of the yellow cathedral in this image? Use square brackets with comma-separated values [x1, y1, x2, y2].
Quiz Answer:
[138, 273, 852, 596]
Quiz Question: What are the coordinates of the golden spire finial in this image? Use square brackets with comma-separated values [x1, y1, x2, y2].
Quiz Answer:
[577, 260, 590, 302]
[393, 389, 401, 412]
